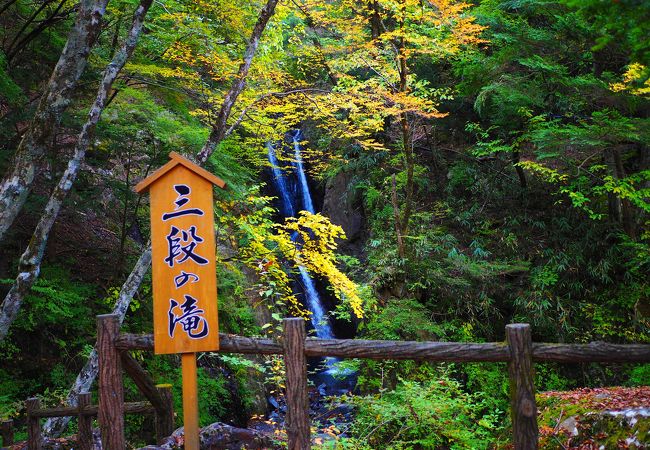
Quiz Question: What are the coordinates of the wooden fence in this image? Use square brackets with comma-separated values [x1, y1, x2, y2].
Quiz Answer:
[9, 315, 175, 450]
[9, 313, 650, 450]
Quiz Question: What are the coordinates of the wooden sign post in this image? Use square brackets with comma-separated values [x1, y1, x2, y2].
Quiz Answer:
[135, 152, 225, 449]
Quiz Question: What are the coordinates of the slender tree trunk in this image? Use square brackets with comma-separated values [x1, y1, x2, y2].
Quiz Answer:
[0, 0, 20, 17]
[0, 0, 109, 243]
[6, 0, 71, 63]
[370, 0, 382, 40]
[42, 246, 152, 436]
[396, 0, 413, 249]
[42, 0, 280, 437]
[5, 0, 57, 54]
[512, 150, 527, 188]
[604, 147, 636, 237]
[391, 174, 406, 258]
[612, 146, 635, 237]
[196, 0, 279, 163]
[0, 0, 153, 342]
[293, 1, 338, 85]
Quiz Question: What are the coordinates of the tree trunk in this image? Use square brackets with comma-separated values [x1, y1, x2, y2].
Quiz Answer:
[6, 0, 68, 62]
[42, 0, 280, 436]
[370, 0, 382, 40]
[42, 247, 152, 436]
[396, 0, 413, 253]
[390, 174, 406, 258]
[513, 150, 527, 188]
[0, 0, 109, 242]
[604, 147, 636, 237]
[196, 0, 279, 163]
[611, 146, 635, 237]
[0, 0, 152, 343]
[0, 0, 20, 17]
[5, 0, 58, 55]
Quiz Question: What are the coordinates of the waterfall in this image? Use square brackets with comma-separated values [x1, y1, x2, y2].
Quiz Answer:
[292, 131, 314, 214]
[266, 132, 335, 340]
[266, 143, 295, 218]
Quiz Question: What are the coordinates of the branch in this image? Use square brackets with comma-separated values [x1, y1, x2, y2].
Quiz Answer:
[224, 88, 329, 138]
[197, 0, 280, 163]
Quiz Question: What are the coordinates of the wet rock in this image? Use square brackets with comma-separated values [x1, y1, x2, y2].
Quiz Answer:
[9, 429, 102, 449]
[151, 423, 276, 450]
[200, 423, 275, 449]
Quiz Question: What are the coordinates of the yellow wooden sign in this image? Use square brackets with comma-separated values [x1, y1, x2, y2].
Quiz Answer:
[135, 152, 225, 354]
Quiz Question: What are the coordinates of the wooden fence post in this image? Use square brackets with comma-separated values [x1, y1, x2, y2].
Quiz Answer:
[77, 392, 92, 450]
[97, 314, 125, 449]
[506, 324, 538, 450]
[155, 384, 174, 443]
[1, 419, 13, 447]
[283, 318, 311, 450]
[26, 398, 42, 450]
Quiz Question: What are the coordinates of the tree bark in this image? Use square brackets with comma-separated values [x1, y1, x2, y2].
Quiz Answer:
[76, 393, 92, 450]
[506, 324, 538, 449]
[394, 0, 412, 257]
[97, 314, 125, 450]
[0, 0, 152, 343]
[512, 150, 527, 188]
[283, 318, 310, 450]
[0, 0, 20, 17]
[0, 0, 109, 242]
[1, 419, 13, 446]
[390, 174, 406, 258]
[26, 398, 42, 450]
[196, 0, 280, 163]
[115, 330, 650, 362]
[612, 146, 635, 237]
[604, 147, 636, 237]
[42, 246, 151, 436]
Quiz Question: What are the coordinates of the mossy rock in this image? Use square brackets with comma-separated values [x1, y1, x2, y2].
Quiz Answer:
[537, 387, 650, 449]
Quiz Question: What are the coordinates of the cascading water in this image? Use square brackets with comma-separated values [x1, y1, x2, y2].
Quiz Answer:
[266, 131, 335, 341]
[266, 143, 295, 218]
[292, 132, 315, 214]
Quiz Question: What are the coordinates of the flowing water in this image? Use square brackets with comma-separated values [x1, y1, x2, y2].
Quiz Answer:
[267, 131, 336, 342]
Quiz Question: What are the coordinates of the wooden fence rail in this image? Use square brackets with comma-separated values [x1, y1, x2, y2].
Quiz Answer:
[19, 314, 650, 450]
[113, 316, 650, 450]
[116, 332, 650, 362]
[19, 315, 174, 450]
[24, 396, 159, 450]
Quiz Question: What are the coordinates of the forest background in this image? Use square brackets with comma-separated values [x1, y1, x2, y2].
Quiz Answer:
[0, 0, 648, 448]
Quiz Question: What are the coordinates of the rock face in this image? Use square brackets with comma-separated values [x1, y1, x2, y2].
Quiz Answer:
[321, 170, 365, 256]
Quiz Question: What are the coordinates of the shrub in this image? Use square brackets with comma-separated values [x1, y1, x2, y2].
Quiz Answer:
[331, 377, 502, 449]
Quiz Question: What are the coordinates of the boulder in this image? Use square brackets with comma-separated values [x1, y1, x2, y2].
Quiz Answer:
[148, 423, 276, 449]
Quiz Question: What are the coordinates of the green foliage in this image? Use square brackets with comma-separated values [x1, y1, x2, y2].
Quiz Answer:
[0, 369, 24, 419]
[0, 52, 24, 106]
[145, 354, 256, 428]
[627, 364, 650, 387]
[0, 0, 648, 446]
[334, 377, 502, 449]
[1, 265, 95, 339]
[360, 298, 448, 342]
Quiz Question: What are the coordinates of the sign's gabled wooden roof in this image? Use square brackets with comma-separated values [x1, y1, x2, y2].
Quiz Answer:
[134, 151, 227, 193]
